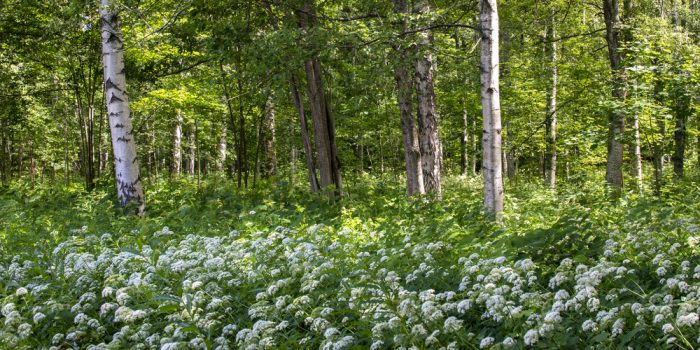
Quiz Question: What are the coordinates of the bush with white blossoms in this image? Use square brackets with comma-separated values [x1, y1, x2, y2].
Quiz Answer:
[1, 179, 700, 349]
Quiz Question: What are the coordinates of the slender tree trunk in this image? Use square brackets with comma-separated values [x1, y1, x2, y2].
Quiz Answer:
[631, 113, 643, 188]
[253, 106, 265, 188]
[171, 110, 182, 174]
[471, 117, 478, 175]
[217, 125, 227, 173]
[414, 0, 442, 197]
[461, 106, 469, 177]
[187, 123, 195, 175]
[304, 58, 341, 195]
[480, 0, 504, 220]
[506, 120, 516, 180]
[263, 94, 278, 176]
[544, 15, 558, 189]
[290, 75, 320, 192]
[603, 0, 626, 196]
[100, 0, 145, 215]
[195, 120, 201, 188]
[652, 75, 666, 195]
[673, 92, 690, 178]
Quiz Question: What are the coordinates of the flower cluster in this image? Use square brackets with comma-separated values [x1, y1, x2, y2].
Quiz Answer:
[1, 216, 699, 349]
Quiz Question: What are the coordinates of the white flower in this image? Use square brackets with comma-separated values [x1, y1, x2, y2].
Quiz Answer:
[662, 323, 674, 334]
[631, 303, 643, 315]
[370, 341, 384, 350]
[544, 311, 561, 323]
[480, 336, 495, 349]
[17, 323, 32, 339]
[677, 313, 699, 327]
[656, 267, 667, 276]
[502, 337, 516, 347]
[611, 318, 624, 337]
[444, 316, 463, 333]
[324, 327, 340, 339]
[51, 333, 64, 344]
[33, 312, 46, 324]
[15, 287, 28, 296]
[524, 330, 539, 346]
[582, 320, 598, 332]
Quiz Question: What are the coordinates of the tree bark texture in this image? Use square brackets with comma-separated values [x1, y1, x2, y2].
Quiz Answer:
[171, 110, 182, 174]
[289, 75, 320, 192]
[544, 15, 558, 189]
[414, 0, 442, 197]
[393, 0, 424, 196]
[673, 91, 690, 178]
[300, 1, 342, 197]
[603, 0, 626, 196]
[217, 125, 227, 172]
[263, 94, 278, 176]
[480, 0, 504, 219]
[100, 0, 145, 215]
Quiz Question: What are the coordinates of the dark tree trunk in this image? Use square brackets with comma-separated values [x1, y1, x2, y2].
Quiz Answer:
[300, 1, 342, 197]
[603, 0, 626, 196]
[394, 0, 424, 195]
[673, 92, 690, 178]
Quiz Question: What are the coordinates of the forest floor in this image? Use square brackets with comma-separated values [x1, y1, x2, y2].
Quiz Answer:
[1, 175, 699, 349]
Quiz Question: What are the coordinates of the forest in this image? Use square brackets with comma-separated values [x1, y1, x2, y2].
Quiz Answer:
[1, 0, 700, 348]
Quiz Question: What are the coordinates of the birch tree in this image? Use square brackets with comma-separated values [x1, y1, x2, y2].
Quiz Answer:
[100, 0, 145, 215]
[414, 0, 442, 197]
[480, 0, 504, 219]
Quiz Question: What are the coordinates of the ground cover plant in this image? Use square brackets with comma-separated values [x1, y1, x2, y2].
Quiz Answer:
[2, 176, 700, 349]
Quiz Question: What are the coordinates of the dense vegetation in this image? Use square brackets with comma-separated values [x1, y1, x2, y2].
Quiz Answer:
[1, 0, 700, 348]
[1, 176, 700, 349]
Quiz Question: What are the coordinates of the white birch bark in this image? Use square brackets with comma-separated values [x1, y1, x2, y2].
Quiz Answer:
[171, 110, 182, 174]
[480, 0, 504, 219]
[217, 125, 227, 173]
[100, 0, 145, 215]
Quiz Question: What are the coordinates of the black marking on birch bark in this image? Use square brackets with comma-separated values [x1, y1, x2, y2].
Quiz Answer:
[117, 157, 122, 163]
[104, 78, 121, 91]
[132, 157, 138, 164]
[114, 123, 124, 128]
[106, 33, 122, 45]
[116, 136, 131, 143]
[110, 93, 124, 104]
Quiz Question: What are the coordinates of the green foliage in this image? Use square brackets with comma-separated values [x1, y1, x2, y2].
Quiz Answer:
[1, 176, 700, 348]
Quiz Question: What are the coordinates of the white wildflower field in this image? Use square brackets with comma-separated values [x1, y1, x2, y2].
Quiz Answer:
[1, 179, 700, 349]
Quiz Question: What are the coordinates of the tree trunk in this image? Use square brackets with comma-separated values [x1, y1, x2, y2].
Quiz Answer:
[394, 0, 424, 195]
[171, 110, 182, 174]
[100, 0, 145, 215]
[603, 0, 626, 196]
[217, 125, 227, 173]
[414, 0, 442, 197]
[289, 75, 320, 192]
[471, 116, 478, 175]
[187, 123, 196, 175]
[261, 0, 318, 191]
[544, 15, 558, 189]
[480, 0, 504, 220]
[631, 113, 643, 188]
[300, 1, 342, 197]
[263, 94, 278, 176]
[673, 92, 690, 178]
[506, 120, 516, 180]
[461, 105, 469, 177]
